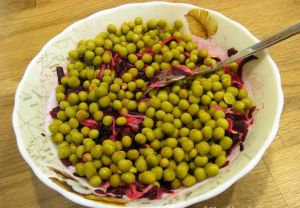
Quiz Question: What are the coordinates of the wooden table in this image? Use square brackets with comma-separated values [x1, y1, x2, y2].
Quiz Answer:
[1, 0, 299, 207]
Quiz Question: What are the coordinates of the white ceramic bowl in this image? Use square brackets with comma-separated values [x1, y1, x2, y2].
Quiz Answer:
[13, 2, 283, 207]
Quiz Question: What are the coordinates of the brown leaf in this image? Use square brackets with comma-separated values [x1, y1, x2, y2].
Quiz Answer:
[184, 8, 218, 39]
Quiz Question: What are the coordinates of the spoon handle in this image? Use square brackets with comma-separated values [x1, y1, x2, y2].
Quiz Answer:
[193, 22, 300, 75]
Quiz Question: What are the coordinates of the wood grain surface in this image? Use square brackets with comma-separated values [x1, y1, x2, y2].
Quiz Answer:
[1, 0, 299, 207]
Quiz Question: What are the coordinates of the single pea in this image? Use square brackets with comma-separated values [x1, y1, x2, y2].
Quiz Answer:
[136, 159, 147, 172]
[146, 154, 159, 167]
[194, 155, 208, 167]
[219, 136, 233, 150]
[241, 98, 254, 109]
[127, 149, 139, 160]
[98, 96, 111, 108]
[179, 127, 190, 137]
[210, 144, 222, 157]
[154, 128, 165, 140]
[194, 167, 207, 181]
[215, 155, 227, 167]
[122, 136, 132, 148]
[90, 145, 103, 159]
[58, 146, 71, 159]
[226, 86, 239, 97]
[125, 54, 137, 65]
[175, 164, 188, 179]
[216, 118, 229, 130]
[143, 117, 154, 128]
[206, 163, 219, 177]
[135, 133, 146, 144]
[163, 168, 176, 181]
[121, 172, 136, 184]
[149, 97, 161, 109]
[213, 110, 225, 120]
[213, 127, 225, 140]
[145, 66, 155, 78]
[229, 62, 238, 72]
[110, 173, 121, 188]
[161, 122, 175, 136]
[140, 171, 156, 185]
[178, 99, 189, 111]
[116, 117, 127, 126]
[83, 161, 96, 178]
[201, 126, 213, 140]
[180, 113, 192, 125]
[182, 140, 194, 152]
[161, 146, 173, 158]
[103, 115, 113, 126]
[182, 175, 196, 187]
[232, 101, 246, 112]
[127, 82, 136, 92]
[88, 129, 99, 140]
[189, 129, 203, 143]
[75, 163, 85, 176]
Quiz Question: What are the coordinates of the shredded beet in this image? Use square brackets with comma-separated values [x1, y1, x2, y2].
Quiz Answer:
[226, 118, 238, 134]
[65, 86, 84, 98]
[114, 56, 131, 78]
[248, 106, 256, 119]
[167, 186, 183, 198]
[112, 53, 119, 70]
[183, 52, 190, 57]
[102, 180, 111, 189]
[61, 159, 72, 167]
[135, 52, 155, 58]
[119, 112, 146, 119]
[210, 57, 221, 63]
[227, 48, 238, 57]
[239, 143, 244, 151]
[226, 113, 246, 121]
[232, 120, 248, 133]
[241, 129, 249, 142]
[108, 117, 120, 141]
[41, 133, 45, 137]
[101, 106, 120, 117]
[56, 66, 64, 85]
[137, 98, 150, 107]
[231, 80, 244, 90]
[237, 55, 258, 79]
[50, 106, 61, 119]
[117, 112, 145, 130]
[145, 46, 152, 52]
[80, 119, 98, 129]
[94, 189, 106, 195]
[105, 49, 114, 69]
[97, 63, 106, 79]
[222, 160, 230, 168]
[136, 71, 148, 80]
[161, 36, 181, 46]
[160, 185, 174, 194]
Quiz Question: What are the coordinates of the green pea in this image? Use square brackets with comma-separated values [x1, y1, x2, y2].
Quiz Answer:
[206, 163, 219, 176]
[194, 167, 207, 181]
[103, 115, 113, 126]
[219, 136, 233, 150]
[75, 163, 85, 176]
[163, 168, 176, 181]
[110, 173, 121, 188]
[115, 117, 126, 126]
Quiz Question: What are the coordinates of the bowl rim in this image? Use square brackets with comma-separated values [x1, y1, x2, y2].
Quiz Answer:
[12, 1, 284, 207]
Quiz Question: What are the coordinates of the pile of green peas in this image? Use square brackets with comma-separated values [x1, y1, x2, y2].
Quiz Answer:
[49, 16, 254, 191]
